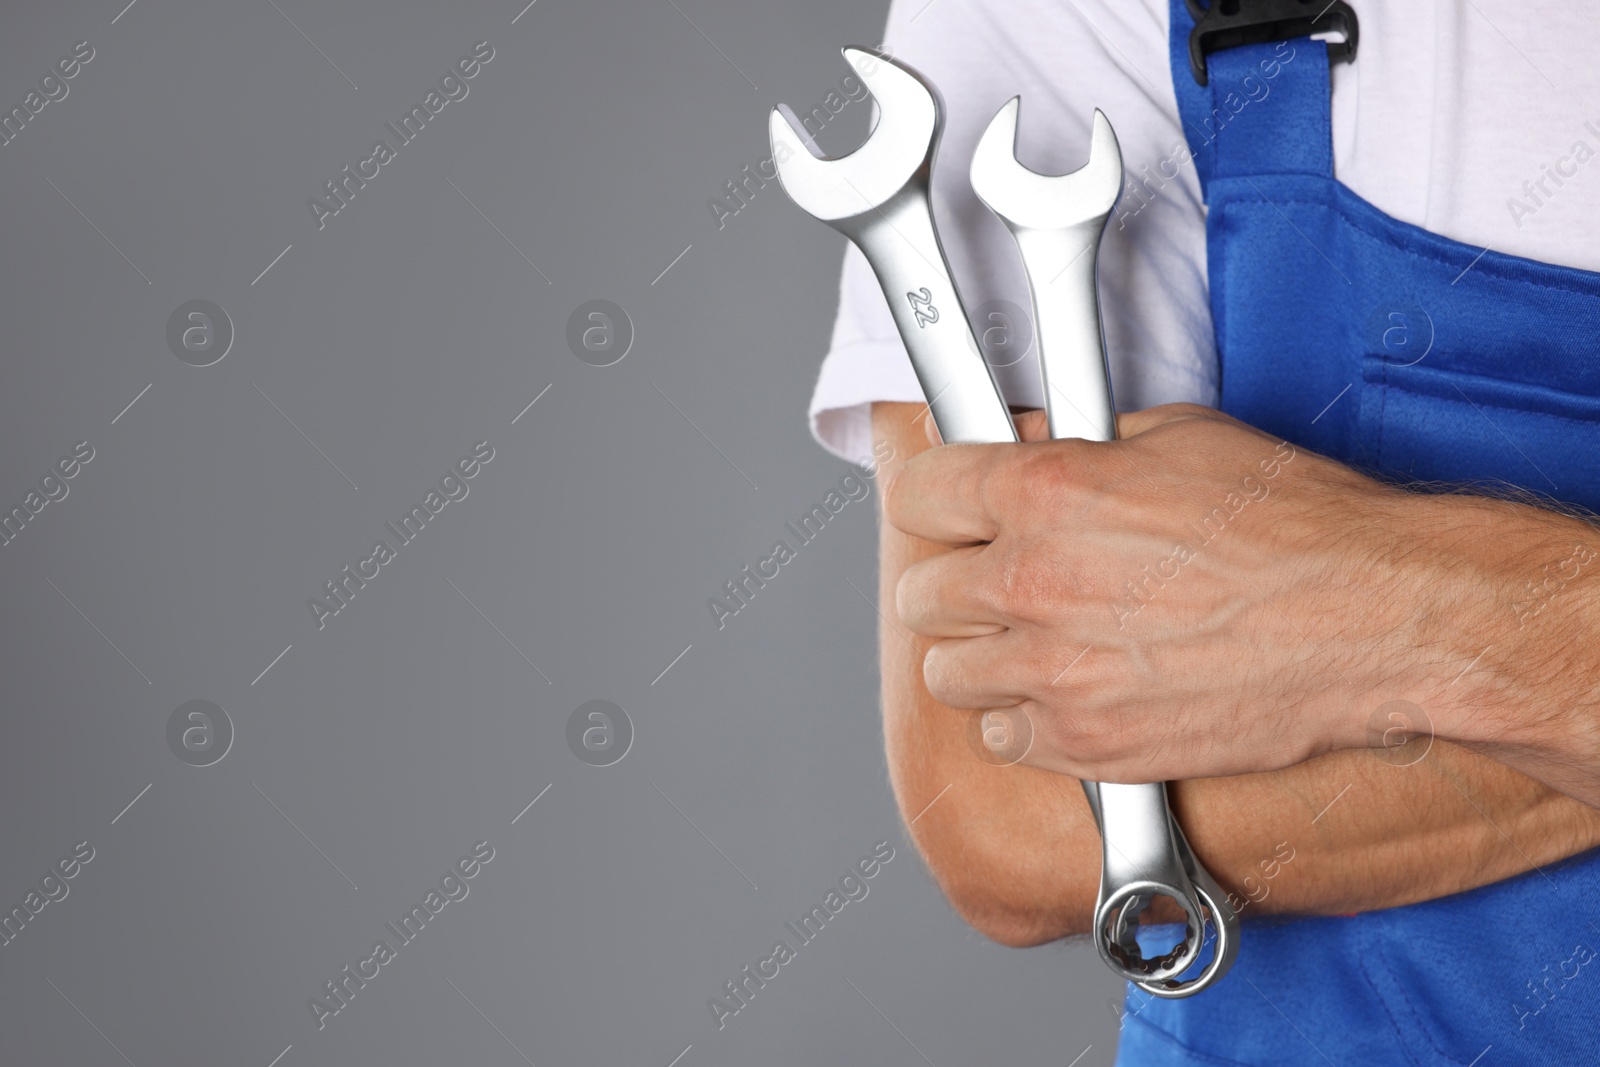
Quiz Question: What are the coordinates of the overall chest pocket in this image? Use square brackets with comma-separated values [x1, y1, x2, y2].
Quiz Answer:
[1355, 279, 1600, 514]
[1206, 182, 1600, 512]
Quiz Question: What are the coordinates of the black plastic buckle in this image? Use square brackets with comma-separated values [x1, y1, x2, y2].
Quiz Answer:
[1187, 0, 1359, 86]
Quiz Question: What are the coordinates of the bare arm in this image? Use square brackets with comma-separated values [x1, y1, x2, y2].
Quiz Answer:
[872, 400, 1600, 946]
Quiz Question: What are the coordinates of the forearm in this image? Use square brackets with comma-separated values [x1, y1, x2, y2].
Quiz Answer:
[1396, 490, 1600, 807]
[872, 401, 1600, 944]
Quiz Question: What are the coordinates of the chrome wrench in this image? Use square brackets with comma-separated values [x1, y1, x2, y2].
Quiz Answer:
[767, 48, 1016, 446]
[970, 99, 1237, 996]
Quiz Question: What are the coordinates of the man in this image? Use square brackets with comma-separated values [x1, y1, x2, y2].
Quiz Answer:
[810, 0, 1600, 1061]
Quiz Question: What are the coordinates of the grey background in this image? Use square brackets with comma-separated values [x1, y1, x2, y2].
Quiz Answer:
[0, 1, 1123, 1065]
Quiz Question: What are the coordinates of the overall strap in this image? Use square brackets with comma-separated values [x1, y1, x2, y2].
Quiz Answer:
[1168, 0, 1335, 199]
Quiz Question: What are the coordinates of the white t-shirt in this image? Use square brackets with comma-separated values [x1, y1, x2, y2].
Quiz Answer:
[809, 0, 1600, 462]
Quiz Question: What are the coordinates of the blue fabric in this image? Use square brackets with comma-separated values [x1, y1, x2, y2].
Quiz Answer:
[1108, 4, 1600, 1064]
[1122, 852, 1600, 1064]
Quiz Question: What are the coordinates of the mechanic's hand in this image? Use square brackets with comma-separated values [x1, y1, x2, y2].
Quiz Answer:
[885, 403, 1454, 784]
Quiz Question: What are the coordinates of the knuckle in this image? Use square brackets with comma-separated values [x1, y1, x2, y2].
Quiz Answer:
[977, 451, 1031, 520]
[982, 548, 1020, 617]
[1020, 641, 1070, 698]
[1040, 712, 1089, 760]
[1021, 447, 1077, 500]
[990, 548, 1041, 619]
[973, 446, 1080, 536]
[1039, 702, 1129, 768]
[988, 543, 1081, 625]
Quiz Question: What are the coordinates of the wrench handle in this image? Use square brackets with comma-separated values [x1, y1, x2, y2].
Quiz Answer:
[1014, 224, 1118, 443]
[842, 185, 1018, 446]
[1010, 218, 1235, 993]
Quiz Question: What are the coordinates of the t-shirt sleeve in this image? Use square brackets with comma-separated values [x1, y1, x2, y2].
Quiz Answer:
[807, 0, 1220, 460]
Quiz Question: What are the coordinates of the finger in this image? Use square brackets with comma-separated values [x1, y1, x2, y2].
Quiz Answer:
[924, 407, 1037, 446]
[1114, 402, 1224, 438]
[1014, 408, 1049, 442]
[922, 631, 1032, 710]
[897, 545, 1007, 637]
[884, 443, 1007, 545]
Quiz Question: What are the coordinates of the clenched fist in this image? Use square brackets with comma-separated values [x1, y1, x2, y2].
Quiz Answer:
[884, 403, 1600, 797]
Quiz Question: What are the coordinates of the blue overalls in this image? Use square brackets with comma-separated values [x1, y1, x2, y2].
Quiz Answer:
[1117, 4, 1600, 1064]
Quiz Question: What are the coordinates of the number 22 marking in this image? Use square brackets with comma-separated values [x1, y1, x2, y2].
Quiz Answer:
[906, 287, 939, 328]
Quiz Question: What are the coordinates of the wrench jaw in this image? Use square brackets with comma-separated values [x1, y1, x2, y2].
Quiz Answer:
[1089, 781, 1207, 985]
[970, 101, 1122, 232]
[971, 100, 1125, 444]
[767, 48, 941, 226]
[1089, 785, 1239, 997]
[768, 50, 1017, 446]
[1132, 829, 1241, 1000]
[1096, 884, 1205, 984]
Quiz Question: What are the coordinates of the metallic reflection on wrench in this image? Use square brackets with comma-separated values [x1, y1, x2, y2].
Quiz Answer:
[971, 99, 1237, 996]
[769, 51, 1234, 996]
[768, 48, 1016, 447]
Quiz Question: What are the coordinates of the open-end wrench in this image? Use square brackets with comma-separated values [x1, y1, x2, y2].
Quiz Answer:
[767, 48, 1016, 447]
[970, 99, 1237, 997]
